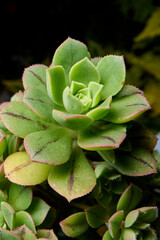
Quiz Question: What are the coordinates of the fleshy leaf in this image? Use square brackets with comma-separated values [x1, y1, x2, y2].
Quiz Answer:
[127, 122, 157, 151]
[117, 184, 142, 214]
[0, 190, 7, 203]
[23, 86, 56, 122]
[69, 57, 100, 86]
[97, 55, 125, 100]
[108, 210, 124, 238]
[48, 145, 96, 202]
[46, 66, 66, 105]
[104, 85, 151, 123]
[0, 130, 6, 156]
[0, 228, 20, 240]
[7, 135, 21, 155]
[143, 228, 157, 240]
[22, 64, 48, 92]
[14, 211, 36, 234]
[125, 209, 140, 228]
[139, 207, 158, 223]
[87, 96, 112, 121]
[0, 102, 51, 138]
[78, 124, 126, 150]
[13, 225, 37, 240]
[27, 197, 50, 226]
[103, 230, 114, 240]
[4, 151, 53, 185]
[62, 86, 92, 114]
[1, 202, 15, 230]
[37, 229, 58, 240]
[114, 148, 157, 176]
[120, 228, 137, 240]
[24, 129, 73, 165]
[9, 183, 32, 211]
[52, 110, 93, 130]
[88, 81, 103, 107]
[51, 38, 91, 85]
[85, 205, 109, 228]
[60, 212, 89, 238]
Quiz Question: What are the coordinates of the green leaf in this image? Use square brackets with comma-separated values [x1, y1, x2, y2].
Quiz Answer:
[108, 210, 124, 238]
[1, 202, 15, 230]
[60, 212, 89, 238]
[0, 190, 7, 203]
[24, 129, 73, 165]
[88, 81, 103, 107]
[22, 64, 48, 92]
[62, 86, 92, 114]
[0, 228, 20, 240]
[85, 205, 109, 228]
[0, 209, 5, 227]
[0, 130, 6, 156]
[13, 225, 37, 240]
[114, 148, 157, 176]
[138, 207, 158, 223]
[102, 230, 114, 240]
[87, 96, 112, 121]
[9, 184, 32, 211]
[69, 57, 100, 86]
[52, 110, 93, 130]
[127, 122, 157, 151]
[48, 145, 96, 202]
[14, 211, 36, 234]
[104, 85, 151, 123]
[143, 228, 157, 240]
[4, 151, 53, 185]
[51, 38, 91, 85]
[27, 197, 50, 226]
[0, 102, 51, 138]
[7, 135, 21, 155]
[46, 66, 66, 105]
[120, 228, 137, 240]
[125, 209, 140, 228]
[117, 184, 142, 214]
[37, 229, 58, 240]
[23, 86, 56, 122]
[78, 124, 126, 150]
[97, 55, 125, 100]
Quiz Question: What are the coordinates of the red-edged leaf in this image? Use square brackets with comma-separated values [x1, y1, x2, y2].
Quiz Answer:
[0, 102, 51, 138]
[51, 37, 91, 85]
[13, 225, 37, 240]
[37, 229, 58, 240]
[22, 64, 48, 92]
[24, 129, 73, 165]
[104, 85, 151, 123]
[23, 86, 56, 122]
[0, 130, 6, 156]
[0, 227, 20, 240]
[78, 124, 126, 150]
[117, 184, 142, 214]
[60, 212, 89, 238]
[48, 145, 96, 202]
[108, 210, 124, 238]
[114, 148, 157, 176]
[52, 110, 93, 130]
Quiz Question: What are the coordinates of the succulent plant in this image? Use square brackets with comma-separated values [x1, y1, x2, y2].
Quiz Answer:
[0, 183, 57, 239]
[0, 38, 155, 203]
[59, 184, 158, 239]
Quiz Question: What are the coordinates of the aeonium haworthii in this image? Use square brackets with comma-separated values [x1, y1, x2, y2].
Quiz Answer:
[0, 38, 153, 201]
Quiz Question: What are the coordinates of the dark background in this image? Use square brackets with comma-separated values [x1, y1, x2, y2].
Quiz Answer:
[0, 0, 158, 79]
[0, 0, 160, 133]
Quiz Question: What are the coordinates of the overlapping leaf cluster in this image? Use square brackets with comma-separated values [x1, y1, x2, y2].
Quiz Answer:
[0, 38, 159, 239]
[0, 183, 57, 239]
